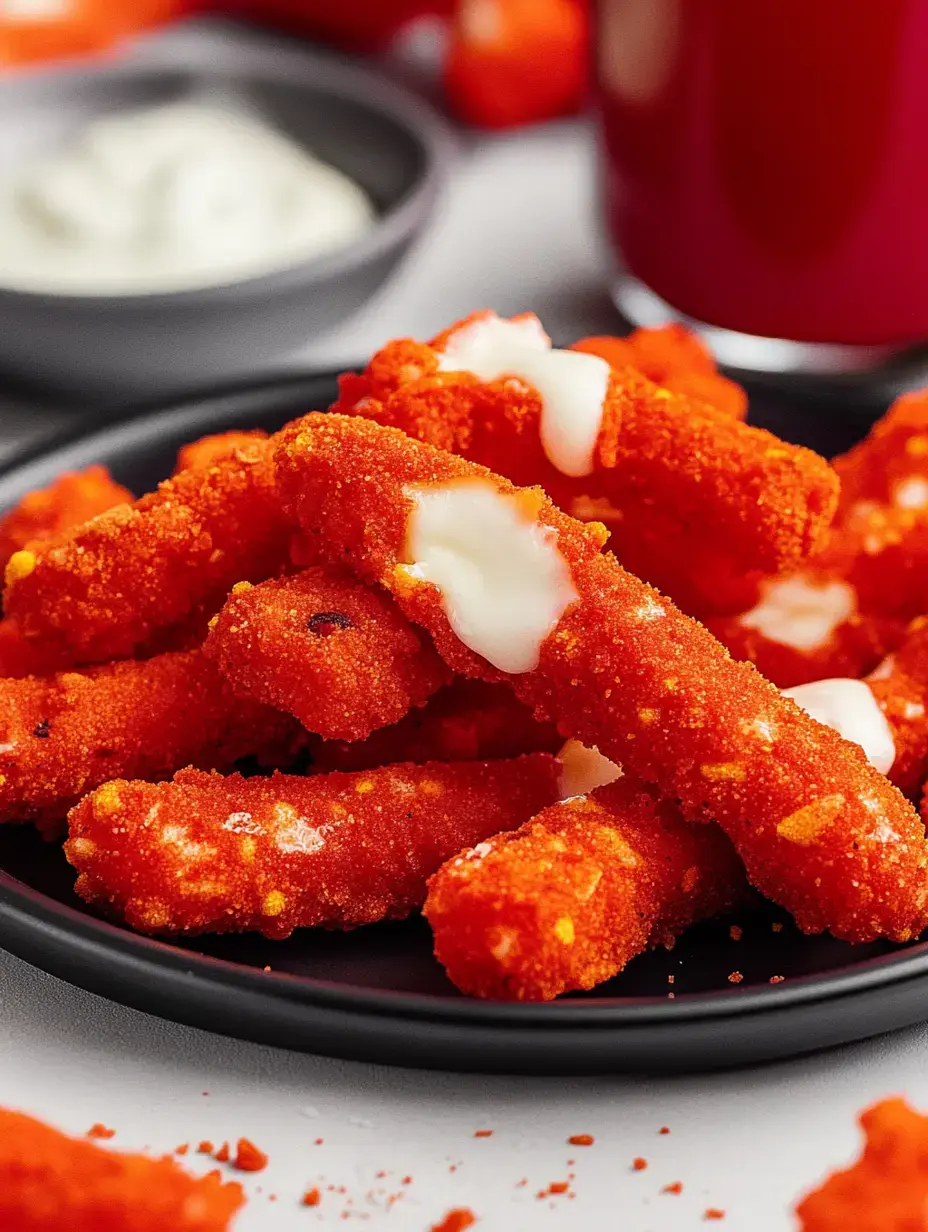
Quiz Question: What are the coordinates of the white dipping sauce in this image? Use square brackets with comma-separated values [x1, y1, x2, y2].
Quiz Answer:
[0, 102, 376, 295]
[738, 576, 856, 653]
[403, 479, 579, 674]
[437, 313, 611, 478]
[781, 678, 896, 774]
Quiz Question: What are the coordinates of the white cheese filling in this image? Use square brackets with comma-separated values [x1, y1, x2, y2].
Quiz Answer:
[437, 313, 611, 478]
[782, 678, 896, 774]
[558, 739, 622, 799]
[403, 480, 578, 674]
[739, 576, 856, 652]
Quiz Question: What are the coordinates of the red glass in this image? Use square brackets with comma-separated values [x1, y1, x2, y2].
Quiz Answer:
[594, 0, 928, 346]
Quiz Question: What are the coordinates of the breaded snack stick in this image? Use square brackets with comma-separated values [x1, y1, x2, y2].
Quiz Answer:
[205, 568, 450, 741]
[174, 429, 270, 474]
[0, 648, 300, 831]
[833, 388, 928, 514]
[796, 1098, 928, 1232]
[0, 618, 75, 680]
[0, 1106, 243, 1232]
[309, 678, 561, 773]
[866, 617, 928, 796]
[274, 413, 928, 942]
[571, 325, 748, 420]
[335, 311, 837, 573]
[425, 775, 746, 1001]
[0, 465, 133, 573]
[4, 436, 291, 663]
[66, 756, 560, 938]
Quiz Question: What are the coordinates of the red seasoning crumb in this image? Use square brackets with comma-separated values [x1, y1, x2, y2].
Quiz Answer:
[770, 975, 785, 984]
[214, 1143, 230, 1163]
[772, 922, 784, 933]
[705, 1209, 726, 1220]
[314, 1137, 324, 1146]
[302, 1186, 321, 1207]
[663, 1182, 684, 1194]
[728, 971, 744, 984]
[86, 1124, 115, 1140]
[198, 1141, 215, 1154]
[401, 1175, 413, 1185]
[730, 925, 743, 941]
[175, 1144, 189, 1156]
[659, 1127, 671, 1135]
[473, 1130, 493, 1138]
[568, 1134, 595, 1146]
[233, 1138, 268, 1172]
[430, 1210, 477, 1232]
[633, 1157, 648, 1171]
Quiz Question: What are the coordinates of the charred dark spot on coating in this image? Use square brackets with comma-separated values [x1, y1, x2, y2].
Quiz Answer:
[308, 611, 354, 637]
[33, 719, 51, 739]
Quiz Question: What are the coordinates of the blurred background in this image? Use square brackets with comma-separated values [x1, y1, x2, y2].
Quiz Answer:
[0, 0, 926, 453]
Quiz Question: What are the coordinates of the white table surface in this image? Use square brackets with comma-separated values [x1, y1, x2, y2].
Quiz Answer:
[0, 43, 925, 1232]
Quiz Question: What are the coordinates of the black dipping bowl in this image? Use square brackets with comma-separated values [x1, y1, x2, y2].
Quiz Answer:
[1, 376, 927, 1074]
[0, 31, 451, 399]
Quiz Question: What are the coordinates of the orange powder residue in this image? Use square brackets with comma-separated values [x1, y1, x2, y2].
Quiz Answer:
[232, 1138, 268, 1173]
[302, 1187, 322, 1207]
[86, 1124, 116, 1140]
[568, 1134, 594, 1146]
[430, 1210, 477, 1232]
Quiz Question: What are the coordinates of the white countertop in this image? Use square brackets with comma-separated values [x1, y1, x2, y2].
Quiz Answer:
[0, 40, 925, 1232]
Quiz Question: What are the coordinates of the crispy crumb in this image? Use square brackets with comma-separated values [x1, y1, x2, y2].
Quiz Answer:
[633, 1157, 648, 1171]
[728, 971, 744, 984]
[659, 1127, 671, 1135]
[233, 1138, 268, 1172]
[214, 1142, 230, 1163]
[770, 975, 785, 984]
[705, 1209, 726, 1220]
[86, 1123, 115, 1140]
[729, 925, 743, 941]
[663, 1182, 683, 1194]
[197, 1140, 214, 1154]
[430, 1210, 477, 1232]
[568, 1134, 594, 1146]
[174, 1143, 189, 1155]
[772, 921, 784, 933]
[302, 1187, 322, 1207]
[473, 1130, 493, 1138]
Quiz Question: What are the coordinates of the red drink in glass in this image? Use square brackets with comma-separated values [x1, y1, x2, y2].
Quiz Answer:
[594, 0, 928, 355]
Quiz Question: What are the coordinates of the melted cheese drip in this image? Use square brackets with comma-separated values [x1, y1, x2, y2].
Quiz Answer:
[739, 576, 856, 652]
[437, 313, 611, 478]
[782, 678, 896, 774]
[403, 480, 578, 674]
[558, 739, 622, 799]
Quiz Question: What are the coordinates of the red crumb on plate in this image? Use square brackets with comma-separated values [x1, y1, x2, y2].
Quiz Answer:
[568, 1134, 594, 1146]
[302, 1187, 322, 1207]
[430, 1210, 477, 1232]
[232, 1139, 268, 1173]
[86, 1124, 115, 1140]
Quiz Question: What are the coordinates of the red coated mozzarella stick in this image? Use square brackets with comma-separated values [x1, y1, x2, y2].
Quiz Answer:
[335, 311, 838, 574]
[0, 1106, 243, 1232]
[308, 677, 561, 772]
[205, 568, 451, 741]
[0, 648, 301, 832]
[867, 617, 928, 796]
[425, 775, 747, 1001]
[66, 756, 560, 938]
[274, 413, 928, 943]
[3, 436, 292, 664]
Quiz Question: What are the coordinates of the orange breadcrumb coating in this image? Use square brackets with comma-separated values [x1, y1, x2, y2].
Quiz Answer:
[334, 312, 836, 575]
[205, 568, 450, 741]
[0, 618, 76, 679]
[425, 776, 746, 1000]
[3, 437, 292, 664]
[66, 755, 559, 938]
[0, 1106, 243, 1232]
[274, 412, 928, 943]
[572, 325, 748, 421]
[833, 389, 928, 514]
[868, 617, 928, 796]
[0, 465, 133, 574]
[174, 430, 270, 474]
[308, 679, 560, 773]
[0, 648, 301, 832]
[796, 1098, 928, 1231]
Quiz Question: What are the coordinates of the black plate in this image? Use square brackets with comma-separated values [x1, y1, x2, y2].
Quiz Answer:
[1, 372, 928, 1075]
